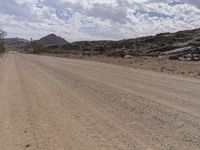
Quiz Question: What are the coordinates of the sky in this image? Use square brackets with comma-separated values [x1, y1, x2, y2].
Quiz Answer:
[0, 0, 200, 41]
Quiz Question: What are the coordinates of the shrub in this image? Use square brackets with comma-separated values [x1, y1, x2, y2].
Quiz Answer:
[30, 40, 42, 54]
[0, 40, 5, 53]
[0, 29, 6, 53]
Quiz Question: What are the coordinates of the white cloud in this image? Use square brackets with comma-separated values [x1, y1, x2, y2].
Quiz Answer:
[0, 0, 200, 41]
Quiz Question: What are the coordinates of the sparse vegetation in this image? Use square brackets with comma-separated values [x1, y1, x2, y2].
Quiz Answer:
[30, 39, 42, 54]
[0, 29, 7, 53]
[0, 40, 5, 53]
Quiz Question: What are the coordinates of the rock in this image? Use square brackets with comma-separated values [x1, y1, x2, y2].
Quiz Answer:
[192, 54, 200, 61]
[193, 57, 200, 61]
[124, 55, 133, 59]
[178, 54, 193, 61]
[161, 46, 192, 55]
[178, 57, 186, 61]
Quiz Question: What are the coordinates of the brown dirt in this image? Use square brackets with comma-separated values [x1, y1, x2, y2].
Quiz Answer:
[41, 53, 200, 79]
[83, 56, 200, 79]
[0, 52, 200, 150]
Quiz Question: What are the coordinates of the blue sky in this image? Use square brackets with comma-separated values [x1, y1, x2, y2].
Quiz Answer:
[0, 0, 200, 41]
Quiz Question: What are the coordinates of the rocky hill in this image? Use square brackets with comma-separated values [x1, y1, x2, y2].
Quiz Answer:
[63, 28, 200, 61]
[4, 38, 28, 49]
[37, 34, 69, 46]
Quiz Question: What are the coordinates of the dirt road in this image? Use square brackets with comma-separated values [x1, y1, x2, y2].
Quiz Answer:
[0, 52, 200, 150]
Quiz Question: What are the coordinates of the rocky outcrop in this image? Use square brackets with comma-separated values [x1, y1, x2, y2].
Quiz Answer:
[64, 28, 200, 61]
[37, 34, 69, 46]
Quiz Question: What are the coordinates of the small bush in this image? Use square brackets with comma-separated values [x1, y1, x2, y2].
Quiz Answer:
[31, 41, 42, 54]
[0, 40, 5, 53]
[0, 29, 6, 54]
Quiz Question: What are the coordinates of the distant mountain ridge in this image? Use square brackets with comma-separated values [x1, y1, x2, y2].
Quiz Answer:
[3, 34, 69, 50]
[36, 34, 69, 46]
[4, 38, 29, 49]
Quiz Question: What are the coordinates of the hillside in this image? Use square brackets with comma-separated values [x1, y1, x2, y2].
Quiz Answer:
[4, 38, 28, 49]
[37, 34, 69, 46]
[9, 28, 200, 61]
[66, 28, 200, 61]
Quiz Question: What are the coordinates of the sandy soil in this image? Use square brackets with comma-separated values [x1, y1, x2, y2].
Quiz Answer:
[0, 52, 200, 150]
[88, 56, 200, 78]
[41, 53, 200, 79]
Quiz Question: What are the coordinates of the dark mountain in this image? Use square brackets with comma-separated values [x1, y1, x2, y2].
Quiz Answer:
[4, 38, 29, 49]
[37, 34, 69, 46]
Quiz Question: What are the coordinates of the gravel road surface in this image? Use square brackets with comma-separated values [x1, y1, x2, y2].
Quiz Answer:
[0, 52, 200, 150]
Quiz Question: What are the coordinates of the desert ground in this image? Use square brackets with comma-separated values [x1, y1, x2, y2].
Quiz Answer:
[42, 53, 200, 79]
[86, 56, 200, 78]
[0, 52, 200, 150]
